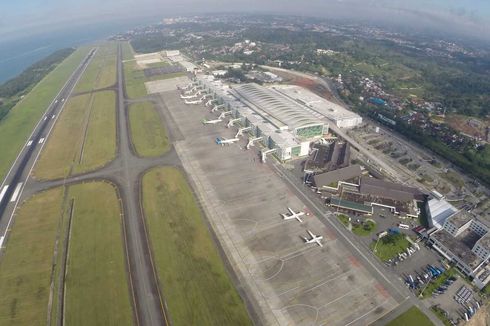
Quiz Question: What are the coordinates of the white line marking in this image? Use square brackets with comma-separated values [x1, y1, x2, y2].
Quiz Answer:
[51, 114, 55, 119]
[43, 116, 47, 121]
[10, 182, 23, 202]
[0, 47, 97, 251]
[0, 236, 4, 248]
[26, 140, 33, 147]
[0, 185, 9, 203]
[0, 49, 95, 191]
[38, 138, 45, 144]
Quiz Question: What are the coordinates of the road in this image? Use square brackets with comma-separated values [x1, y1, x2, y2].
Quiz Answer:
[0, 48, 97, 247]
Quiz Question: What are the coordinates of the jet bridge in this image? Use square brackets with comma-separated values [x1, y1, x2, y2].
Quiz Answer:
[211, 104, 225, 112]
[246, 136, 263, 150]
[184, 86, 197, 95]
[227, 118, 242, 128]
[261, 148, 277, 163]
[218, 111, 233, 120]
[205, 99, 218, 107]
[235, 126, 252, 138]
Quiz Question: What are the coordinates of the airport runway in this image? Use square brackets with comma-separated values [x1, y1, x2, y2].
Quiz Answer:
[0, 43, 444, 325]
[0, 48, 97, 247]
[0, 44, 173, 326]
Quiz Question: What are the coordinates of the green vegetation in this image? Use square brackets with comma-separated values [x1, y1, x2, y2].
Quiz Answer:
[387, 306, 433, 326]
[0, 47, 90, 181]
[74, 42, 117, 92]
[64, 182, 133, 325]
[0, 187, 64, 325]
[121, 41, 135, 61]
[337, 214, 350, 227]
[0, 181, 133, 325]
[142, 167, 251, 325]
[124, 60, 185, 99]
[431, 306, 452, 326]
[124, 61, 148, 99]
[419, 268, 456, 299]
[352, 220, 376, 236]
[439, 171, 465, 188]
[73, 91, 116, 174]
[128, 101, 169, 157]
[371, 233, 411, 261]
[0, 48, 74, 121]
[34, 90, 116, 180]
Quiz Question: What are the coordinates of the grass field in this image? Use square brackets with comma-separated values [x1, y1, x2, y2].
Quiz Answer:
[0, 47, 91, 182]
[121, 41, 134, 61]
[352, 220, 376, 236]
[371, 233, 411, 261]
[439, 170, 465, 188]
[124, 60, 185, 99]
[34, 90, 116, 180]
[0, 187, 65, 325]
[64, 182, 133, 325]
[124, 61, 148, 99]
[142, 167, 251, 325]
[337, 214, 350, 227]
[73, 91, 116, 174]
[128, 101, 169, 157]
[74, 42, 117, 93]
[387, 306, 433, 326]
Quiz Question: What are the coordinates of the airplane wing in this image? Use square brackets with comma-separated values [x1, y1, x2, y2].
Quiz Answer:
[288, 207, 295, 214]
[295, 216, 303, 223]
[307, 230, 315, 238]
[316, 239, 323, 247]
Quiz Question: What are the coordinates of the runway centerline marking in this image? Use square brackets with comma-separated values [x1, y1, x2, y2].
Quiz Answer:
[10, 182, 23, 202]
[0, 185, 9, 203]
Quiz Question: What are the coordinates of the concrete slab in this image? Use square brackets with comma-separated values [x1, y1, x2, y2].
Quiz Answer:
[157, 90, 399, 325]
[145, 76, 189, 94]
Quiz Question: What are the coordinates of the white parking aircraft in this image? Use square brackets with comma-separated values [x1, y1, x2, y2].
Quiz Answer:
[215, 137, 239, 146]
[180, 93, 197, 99]
[202, 118, 222, 125]
[303, 230, 323, 247]
[185, 99, 202, 105]
[282, 207, 305, 222]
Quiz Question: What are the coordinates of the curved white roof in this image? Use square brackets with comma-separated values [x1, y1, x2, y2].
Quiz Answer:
[233, 83, 322, 130]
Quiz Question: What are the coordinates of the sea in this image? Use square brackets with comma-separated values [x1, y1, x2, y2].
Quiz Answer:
[0, 19, 153, 84]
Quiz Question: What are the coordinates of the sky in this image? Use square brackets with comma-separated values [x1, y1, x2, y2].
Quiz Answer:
[1, 0, 489, 42]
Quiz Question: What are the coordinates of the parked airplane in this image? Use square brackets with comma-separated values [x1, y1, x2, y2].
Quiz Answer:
[185, 99, 202, 105]
[282, 207, 305, 222]
[180, 93, 197, 99]
[215, 137, 239, 146]
[202, 118, 222, 125]
[303, 230, 323, 247]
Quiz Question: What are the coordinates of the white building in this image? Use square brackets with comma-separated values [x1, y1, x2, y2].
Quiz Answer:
[272, 85, 362, 128]
[426, 197, 458, 230]
[165, 50, 180, 57]
[193, 76, 327, 161]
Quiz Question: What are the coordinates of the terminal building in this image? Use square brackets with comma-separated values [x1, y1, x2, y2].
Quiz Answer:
[425, 194, 490, 289]
[193, 75, 327, 161]
[273, 85, 363, 128]
[323, 176, 424, 218]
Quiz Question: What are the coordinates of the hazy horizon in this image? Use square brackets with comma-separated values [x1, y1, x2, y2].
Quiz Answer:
[1, 1, 489, 43]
